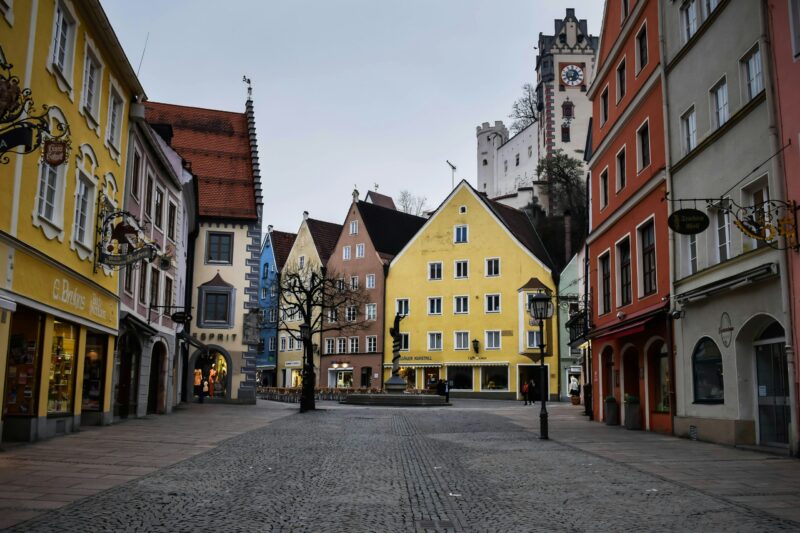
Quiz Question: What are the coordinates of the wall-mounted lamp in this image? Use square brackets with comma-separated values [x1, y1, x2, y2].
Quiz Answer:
[472, 338, 479, 353]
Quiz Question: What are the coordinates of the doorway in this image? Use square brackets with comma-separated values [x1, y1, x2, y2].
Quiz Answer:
[194, 350, 229, 400]
[116, 334, 140, 419]
[147, 342, 165, 414]
[754, 322, 789, 447]
[518, 364, 549, 400]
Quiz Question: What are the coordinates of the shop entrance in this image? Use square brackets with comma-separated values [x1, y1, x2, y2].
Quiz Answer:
[518, 364, 549, 400]
[116, 334, 140, 419]
[754, 322, 789, 447]
[423, 368, 439, 391]
[194, 350, 229, 400]
[335, 369, 353, 388]
[147, 342, 166, 415]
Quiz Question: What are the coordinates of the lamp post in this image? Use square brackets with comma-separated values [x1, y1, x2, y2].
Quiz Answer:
[529, 289, 554, 440]
[299, 322, 311, 412]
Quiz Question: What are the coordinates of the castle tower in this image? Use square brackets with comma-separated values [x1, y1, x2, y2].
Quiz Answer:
[475, 121, 508, 197]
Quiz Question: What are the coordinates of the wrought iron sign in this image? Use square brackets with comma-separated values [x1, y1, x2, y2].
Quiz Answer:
[0, 46, 70, 164]
[95, 196, 158, 271]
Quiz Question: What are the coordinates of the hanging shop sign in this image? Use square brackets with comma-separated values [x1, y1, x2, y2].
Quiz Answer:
[668, 209, 710, 235]
[43, 139, 68, 166]
[96, 200, 158, 270]
[170, 311, 192, 324]
[0, 46, 70, 164]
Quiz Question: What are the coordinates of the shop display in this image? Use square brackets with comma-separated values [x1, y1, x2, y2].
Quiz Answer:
[47, 321, 77, 415]
[81, 335, 107, 412]
[3, 308, 42, 417]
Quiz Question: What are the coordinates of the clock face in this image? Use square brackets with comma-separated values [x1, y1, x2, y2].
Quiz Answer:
[561, 64, 584, 86]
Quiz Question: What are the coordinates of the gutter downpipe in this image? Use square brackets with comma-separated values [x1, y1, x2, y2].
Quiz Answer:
[761, 0, 799, 456]
[658, 1, 678, 435]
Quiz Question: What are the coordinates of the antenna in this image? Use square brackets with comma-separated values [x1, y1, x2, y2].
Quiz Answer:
[136, 32, 150, 77]
[446, 160, 457, 189]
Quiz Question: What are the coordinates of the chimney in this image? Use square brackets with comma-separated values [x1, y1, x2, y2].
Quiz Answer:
[352, 189, 359, 203]
[303, 211, 309, 221]
[564, 210, 572, 265]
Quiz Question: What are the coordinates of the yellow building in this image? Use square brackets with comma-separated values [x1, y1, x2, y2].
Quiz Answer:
[0, 1, 143, 440]
[383, 181, 558, 399]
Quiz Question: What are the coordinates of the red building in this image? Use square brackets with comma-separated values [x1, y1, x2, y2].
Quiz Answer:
[586, 0, 672, 433]
[768, 0, 800, 454]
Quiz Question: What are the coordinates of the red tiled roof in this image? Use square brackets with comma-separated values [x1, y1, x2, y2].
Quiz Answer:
[144, 101, 257, 220]
[365, 191, 396, 210]
[271, 230, 297, 271]
[306, 218, 342, 263]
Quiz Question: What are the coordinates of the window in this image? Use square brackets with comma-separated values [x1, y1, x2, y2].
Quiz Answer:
[261, 287, 268, 299]
[268, 309, 277, 322]
[124, 265, 133, 294]
[145, 175, 154, 219]
[515, 153, 520, 166]
[350, 276, 359, 290]
[337, 338, 347, 354]
[167, 202, 177, 240]
[616, 58, 626, 101]
[716, 209, 731, 262]
[600, 87, 609, 125]
[454, 331, 469, 350]
[485, 294, 500, 313]
[454, 225, 468, 243]
[130, 151, 141, 200]
[562, 101, 574, 119]
[262, 264, 270, 278]
[72, 174, 93, 246]
[360, 336, 374, 353]
[280, 337, 287, 351]
[482, 159, 488, 166]
[325, 338, 334, 355]
[687, 233, 698, 275]
[154, 188, 164, 229]
[149, 266, 160, 307]
[561, 124, 570, 143]
[600, 253, 611, 314]
[207, 232, 233, 264]
[791, 0, 800, 59]
[203, 293, 229, 323]
[349, 220, 358, 235]
[616, 147, 626, 191]
[527, 330, 543, 349]
[692, 338, 724, 403]
[621, 0, 629, 20]
[637, 120, 651, 171]
[343, 246, 351, 260]
[527, 145, 533, 157]
[459, 205, 468, 214]
[396, 298, 409, 316]
[482, 367, 508, 390]
[81, 51, 101, 119]
[138, 260, 147, 304]
[269, 337, 276, 352]
[711, 78, 729, 129]
[743, 46, 763, 100]
[366, 303, 377, 320]
[681, 107, 697, 155]
[636, 24, 648, 73]
[681, 0, 699, 43]
[640, 221, 657, 295]
[163, 277, 173, 307]
[454, 295, 469, 314]
[37, 164, 60, 223]
[485, 330, 500, 350]
[327, 307, 338, 323]
[349, 337, 359, 354]
[618, 238, 631, 306]
[356, 243, 365, 258]
[428, 332, 442, 351]
[448, 366, 473, 390]
[704, 0, 720, 16]
[52, 3, 76, 77]
[107, 88, 123, 150]
[455, 260, 468, 278]
[600, 169, 609, 208]
[288, 337, 295, 351]
[504, 160, 508, 172]
[486, 258, 500, 276]
[400, 333, 409, 351]
[298, 255, 305, 269]
[428, 297, 442, 315]
[346, 306, 357, 322]
[428, 262, 442, 280]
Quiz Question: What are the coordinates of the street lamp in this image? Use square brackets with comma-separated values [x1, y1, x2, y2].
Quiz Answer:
[528, 289, 554, 440]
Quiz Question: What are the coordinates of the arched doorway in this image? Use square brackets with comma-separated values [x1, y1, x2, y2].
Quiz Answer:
[754, 321, 789, 447]
[116, 334, 141, 419]
[622, 346, 641, 429]
[189, 346, 232, 401]
[147, 342, 167, 414]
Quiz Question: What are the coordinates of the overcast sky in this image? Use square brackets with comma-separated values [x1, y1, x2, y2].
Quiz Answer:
[101, 0, 603, 233]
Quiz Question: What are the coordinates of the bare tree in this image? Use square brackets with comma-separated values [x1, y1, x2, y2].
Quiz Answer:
[509, 83, 539, 135]
[277, 266, 370, 411]
[397, 190, 428, 216]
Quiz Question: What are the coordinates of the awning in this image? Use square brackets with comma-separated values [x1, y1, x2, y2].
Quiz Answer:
[588, 304, 668, 342]
[0, 295, 16, 312]
[444, 361, 510, 366]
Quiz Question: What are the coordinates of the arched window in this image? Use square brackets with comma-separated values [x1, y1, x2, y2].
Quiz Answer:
[562, 100, 574, 119]
[692, 337, 723, 403]
[482, 159, 488, 166]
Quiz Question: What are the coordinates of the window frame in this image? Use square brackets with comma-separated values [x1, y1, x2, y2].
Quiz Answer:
[485, 293, 501, 313]
[349, 220, 358, 235]
[325, 338, 335, 355]
[428, 261, 443, 280]
[50, 1, 78, 92]
[600, 167, 609, 209]
[485, 257, 500, 277]
[454, 331, 470, 351]
[154, 186, 165, 230]
[366, 303, 377, 321]
[715, 207, 731, 262]
[687, 232, 698, 276]
[635, 21, 649, 75]
[638, 218, 658, 297]
[636, 118, 651, 173]
[343, 245, 351, 261]
[616, 145, 627, 191]
[167, 201, 177, 241]
[454, 224, 468, 243]
[600, 85, 609, 125]
[598, 251, 612, 315]
[427, 296, 442, 316]
[105, 81, 124, 156]
[205, 231, 234, 265]
[366, 335, 377, 353]
[485, 330, 501, 350]
[710, 76, 729, 130]
[616, 236, 632, 307]
[355, 243, 365, 258]
[616, 56, 627, 103]
[80, 43, 103, 126]
[427, 332, 443, 352]
[71, 169, 95, 250]
[454, 295, 469, 314]
[396, 298, 410, 316]
[454, 259, 469, 279]
[680, 105, 697, 155]
[366, 274, 376, 289]
[681, 0, 699, 44]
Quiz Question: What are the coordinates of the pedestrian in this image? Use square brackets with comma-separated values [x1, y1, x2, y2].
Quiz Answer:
[527, 378, 535, 406]
[193, 368, 202, 402]
[208, 367, 217, 399]
[569, 376, 580, 397]
[522, 380, 529, 405]
[436, 379, 445, 397]
[445, 380, 450, 403]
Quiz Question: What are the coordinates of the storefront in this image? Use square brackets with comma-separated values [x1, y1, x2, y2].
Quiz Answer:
[1, 249, 117, 442]
[280, 360, 303, 388]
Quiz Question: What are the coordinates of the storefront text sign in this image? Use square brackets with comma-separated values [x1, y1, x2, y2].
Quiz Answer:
[285, 361, 302, 368]
[668, 209, 710, 235]
[400, 355, 433, 361]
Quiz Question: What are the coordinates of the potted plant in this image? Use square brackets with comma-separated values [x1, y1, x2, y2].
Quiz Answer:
[623, 394, 642, 430]
[604, 395, 619, 426]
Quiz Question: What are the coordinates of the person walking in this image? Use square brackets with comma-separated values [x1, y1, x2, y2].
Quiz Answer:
[569, 376, 580, 397]
[208, 367, 217, 399]
[445, 380, 450, 403]
[527, 378, 536, 406]
[522, 380, 530, 405]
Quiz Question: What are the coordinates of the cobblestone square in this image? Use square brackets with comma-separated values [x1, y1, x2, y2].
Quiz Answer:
[3, 400, 799, 532]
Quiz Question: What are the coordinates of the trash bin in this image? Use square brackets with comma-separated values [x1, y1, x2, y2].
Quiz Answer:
[605, 396, 619, 426]
[624, 396, 642, 430]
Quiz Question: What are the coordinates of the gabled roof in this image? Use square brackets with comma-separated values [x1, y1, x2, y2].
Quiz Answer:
[306, 218, 342, 263]
[357, 201, 426, 258]
[200, 272, 233, 288]
[365, 191, 396, 210]
[144, 101, 257, 221]
[270, 230, 297, 270]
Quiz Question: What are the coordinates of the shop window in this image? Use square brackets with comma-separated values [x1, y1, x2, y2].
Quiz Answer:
[81, 334, 107, 412]
[48, 320, 78, 415]
[652, 343, 670, 413]
[400, 367, 416, 389]
[447, 365, 473, 390]
[482, 367, 508, 390]
[692, 337, 724, 403]
[4, 307, 43, 417]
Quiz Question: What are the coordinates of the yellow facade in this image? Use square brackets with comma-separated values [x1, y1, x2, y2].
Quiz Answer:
[383, 182, 558, 399]
[0, 0, 143, 441]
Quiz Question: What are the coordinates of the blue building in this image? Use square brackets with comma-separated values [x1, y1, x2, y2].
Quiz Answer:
[258, 227, 296, 386]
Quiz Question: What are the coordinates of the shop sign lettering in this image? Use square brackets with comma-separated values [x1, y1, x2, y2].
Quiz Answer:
[399, 355, 433, 361]
[52, 278, 110, 321]
[668, 209, 710, 235]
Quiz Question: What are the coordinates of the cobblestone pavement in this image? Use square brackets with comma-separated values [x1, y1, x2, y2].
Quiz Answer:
[6, 400, 799, 532]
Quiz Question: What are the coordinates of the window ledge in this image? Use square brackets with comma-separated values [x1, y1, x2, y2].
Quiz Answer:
[49, 64, 74, 101]
[33, 214, 64, 242]
[692, 399, 724, 405]
[70, 238, 94, 261]
[80, 105, 100, 135]
[105, 138, 121, 164]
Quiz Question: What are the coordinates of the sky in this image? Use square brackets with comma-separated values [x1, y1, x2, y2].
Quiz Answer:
[101, 0, 603, 234]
